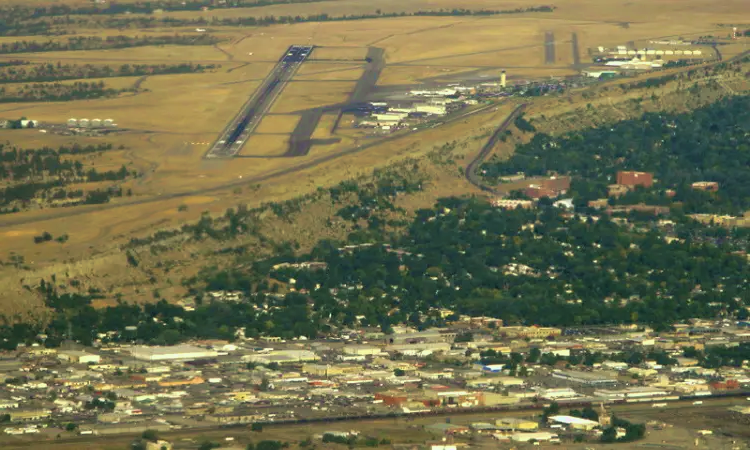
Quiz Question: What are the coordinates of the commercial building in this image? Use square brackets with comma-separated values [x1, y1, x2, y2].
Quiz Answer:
[540, 388, 579, 400]
[594, 387, 669, 400]
[243, 349, 319, 365]
[552, 369, 618, 386]
[127, 345, 219, 362]
[510, 432, 560, 443]
[499, 326, 561, 339]
[496, 417, 538, 431]
[342, 345, 381, 356]
[57, 350, 101, 364]
[387, 329, 457, 345]
[414, 104, 447, 115]
[548, 415, 600, 431]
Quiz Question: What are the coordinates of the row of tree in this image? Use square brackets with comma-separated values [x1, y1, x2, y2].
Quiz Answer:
[0, 34, 219, 54]
[0, 62, 218, 84]
[0, 80, 127, 103]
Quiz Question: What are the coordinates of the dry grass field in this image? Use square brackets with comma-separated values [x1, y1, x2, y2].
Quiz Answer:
[0, 0, 747, 316]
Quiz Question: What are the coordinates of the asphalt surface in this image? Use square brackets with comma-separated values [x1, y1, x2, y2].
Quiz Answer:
[281, 46, 384, 157]
[330, 47, 385, 135]
[545, 32, 556, 64]
[464, 104, 528, 193]
[571, 32, 581, 66]
[205, 45, 313, 159]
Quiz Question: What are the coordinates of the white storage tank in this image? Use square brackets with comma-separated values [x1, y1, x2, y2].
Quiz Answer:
[67, 118, 77, 127]
[665, 50, 674, 55]
[91, 119, 102, 128]
[78, 118, 90, 128]
[104, 118, 114, 127]
[683, 50, 693, 55]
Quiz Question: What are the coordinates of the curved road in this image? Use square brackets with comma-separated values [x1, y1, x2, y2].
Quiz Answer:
[464, 103, 527, 193]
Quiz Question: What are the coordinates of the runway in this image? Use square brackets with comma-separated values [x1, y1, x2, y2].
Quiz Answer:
[205, 45, 313, 159]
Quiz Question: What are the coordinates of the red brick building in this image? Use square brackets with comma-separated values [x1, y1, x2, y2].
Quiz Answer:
[616, 171, 653, 188]
[540, 176, 571, 193]
[524, 185, 557, 199]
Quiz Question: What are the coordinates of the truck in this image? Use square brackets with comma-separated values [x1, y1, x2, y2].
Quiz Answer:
[652, 403, 667, 408]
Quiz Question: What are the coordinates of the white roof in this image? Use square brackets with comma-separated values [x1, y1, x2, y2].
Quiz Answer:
[549, 415, 599, 426]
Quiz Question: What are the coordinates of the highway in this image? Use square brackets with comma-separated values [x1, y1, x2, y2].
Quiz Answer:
[464, 103, 527, 193]
[205, 45, 313, 159]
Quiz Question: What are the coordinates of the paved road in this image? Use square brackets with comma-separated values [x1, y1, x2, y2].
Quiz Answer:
[205, 45, 313, 159]
[464, 104, 527, 193]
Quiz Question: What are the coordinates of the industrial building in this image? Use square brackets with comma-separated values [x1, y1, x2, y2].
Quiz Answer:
[548, 415, 600, 431]
[551, 369, 618, 386]
[57, 350, 101, 364]
[540, 388, 579, 400]
[495, 417, 538, 431]
[509, 432, 560, 443]
[127, 345, 219, 362]
[242, 349, 319, 365]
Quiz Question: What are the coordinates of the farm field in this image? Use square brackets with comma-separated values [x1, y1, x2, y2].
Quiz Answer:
[0, 0, 747, 315]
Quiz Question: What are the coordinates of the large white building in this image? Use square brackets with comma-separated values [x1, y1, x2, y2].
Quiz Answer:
[57, 350, 101, 364]
[127, 345, 218, 362]
[242, 349, 319, 365]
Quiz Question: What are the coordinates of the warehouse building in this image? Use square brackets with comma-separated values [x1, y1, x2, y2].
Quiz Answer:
[127, 345, 219, 362]
[58, 350, 101, 364]
[549, 415, 600, 431]
[552, 369, 618, 386]
[243, 349, 319, 365]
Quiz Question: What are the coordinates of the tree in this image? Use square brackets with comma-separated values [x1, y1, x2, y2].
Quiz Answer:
[601, 426, 617, 443]
[65, 422, 78, 431]
[526, 347, 541, 363]
[541, 401, 560, 421]
[394, 368, 405, 377]
[251, 423, 263, 432]
[141, 429, 158, 442]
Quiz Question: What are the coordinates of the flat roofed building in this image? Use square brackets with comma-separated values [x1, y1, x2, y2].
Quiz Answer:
[552, 369, 618, 385]
[549, 415, 599, 430]
[496, 417, 538, 431]
[127, 345, 218, 362]
[510, 432, 559, 442]
[58, 350, 101, 364]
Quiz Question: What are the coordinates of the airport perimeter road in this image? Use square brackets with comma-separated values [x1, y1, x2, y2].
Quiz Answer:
[205, 45, 313, 159]
[464, 103, 527, 193]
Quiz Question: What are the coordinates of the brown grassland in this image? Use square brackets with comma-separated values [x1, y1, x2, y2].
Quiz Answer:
[0, 0, 747, 317]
